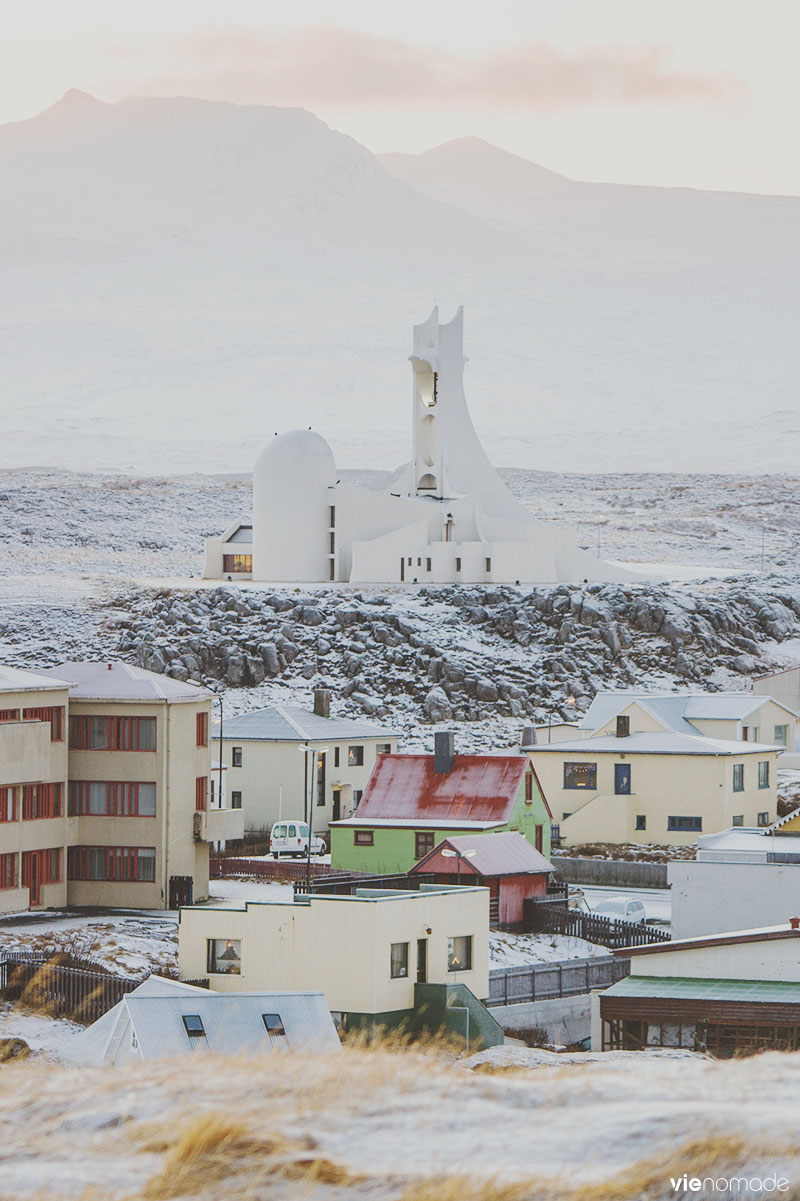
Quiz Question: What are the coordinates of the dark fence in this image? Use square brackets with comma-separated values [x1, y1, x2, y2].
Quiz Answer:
[487, 954, 630, 1007]
[210, 857, 345, 882]
[294, 872, 436, 896]
[0, 954, 139, 1024]
[523, 900, 671, 950]
[551, 856, 669, 889]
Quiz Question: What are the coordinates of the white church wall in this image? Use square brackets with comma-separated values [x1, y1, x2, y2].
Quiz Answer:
[252, 432, 335, 582]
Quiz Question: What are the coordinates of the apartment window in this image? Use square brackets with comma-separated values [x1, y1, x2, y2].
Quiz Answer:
[69, 781, 156, 817]
[353, 789, 363, 808]
[564, 762, 597, 790]
[232, 747, 243, 767]
[22, 706, 64, 741]
[732, 764, 744, 792]
[354, 830, 373, 846]
[22, 783, 62, 820]
[231, 791, 242, 810]
[732, 815, 744, 826]
[195, 777, 207, 812]
[390, 942, 409, 978]
[455, 557, 462, 572]
[447, 935, 473, 972]
[415, 831, 435, 859]
[69, 715, 156, 751]
[525, 769, 534, 803]
[0, 853, 17, 890]
[334, 747, 340, 767]
[348, 745, 364, 767]
[22, 848, 61, 886]
[758, 761, 770, 789]
[262, 1013, 285, 1036]
[68, 846, 156, 882]
[196, 712, 208, 747]
[0, 709, 19, 722]
[635, 815, 646, 830]
[222, 554, 252, 574]
[376, 743, 392, 756]
[0, 787, 17, 822]
[207, 938, 242, 975]
[758, 811, 771, 827]
[667, 816, 702, 832]
[774, 724, 789, 747]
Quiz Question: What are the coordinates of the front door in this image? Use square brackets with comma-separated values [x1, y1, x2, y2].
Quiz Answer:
[614, 764, 631, 795]
[416, 938, 428, 984]
[332, 789, 341, 823]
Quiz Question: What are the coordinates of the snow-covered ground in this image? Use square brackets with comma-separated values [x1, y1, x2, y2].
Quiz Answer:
[490, 930, 608, 966]
[0, 1002, 83, 1062]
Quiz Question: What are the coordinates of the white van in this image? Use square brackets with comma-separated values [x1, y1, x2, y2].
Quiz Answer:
[269, 821, 326, 858]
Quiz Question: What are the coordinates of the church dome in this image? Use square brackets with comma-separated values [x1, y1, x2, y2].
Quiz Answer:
[252, 430, 336, 582]
[253, 429, 335, 486]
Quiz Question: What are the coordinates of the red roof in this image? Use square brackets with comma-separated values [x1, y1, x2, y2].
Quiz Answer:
[410, 832, 552, 878]
[354, 754, 528, 825]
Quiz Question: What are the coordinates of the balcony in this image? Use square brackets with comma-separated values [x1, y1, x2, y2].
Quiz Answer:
[193, 807, 244, 843]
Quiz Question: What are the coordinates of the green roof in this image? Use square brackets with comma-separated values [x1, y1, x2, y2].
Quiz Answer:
[604, 976, 800, 1004]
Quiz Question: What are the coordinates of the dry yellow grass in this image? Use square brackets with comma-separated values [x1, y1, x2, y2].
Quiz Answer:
[142, 1115, 288, 1199]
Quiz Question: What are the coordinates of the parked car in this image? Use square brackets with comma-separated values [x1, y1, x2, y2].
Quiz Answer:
[269, 821, 326, 858]
[591, 896, 647, 925]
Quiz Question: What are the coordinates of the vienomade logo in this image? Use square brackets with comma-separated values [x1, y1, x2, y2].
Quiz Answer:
[670, 1173, 789, 1195]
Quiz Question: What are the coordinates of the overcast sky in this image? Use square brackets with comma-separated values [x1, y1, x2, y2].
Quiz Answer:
[4, 0, 799, 194]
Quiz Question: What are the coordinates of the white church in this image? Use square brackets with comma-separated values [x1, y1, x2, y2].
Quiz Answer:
[203, 307, 633, 586]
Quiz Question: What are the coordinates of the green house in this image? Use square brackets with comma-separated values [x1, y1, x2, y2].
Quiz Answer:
[330, 734, 552, 875]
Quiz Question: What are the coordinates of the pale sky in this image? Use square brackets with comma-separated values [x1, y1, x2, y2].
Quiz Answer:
[3, 0, 800, 193]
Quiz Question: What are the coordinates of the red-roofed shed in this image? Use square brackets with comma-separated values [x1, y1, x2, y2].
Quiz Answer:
[410, 832, 554, 924]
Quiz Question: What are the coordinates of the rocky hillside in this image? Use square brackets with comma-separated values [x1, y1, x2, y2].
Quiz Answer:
[112, 575, 800, 744]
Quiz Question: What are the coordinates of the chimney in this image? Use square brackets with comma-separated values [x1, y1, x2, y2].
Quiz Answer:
[616, 715, 630, 739]
[313, 688, 331, 718]
[790, 916, 800, 931]
[521, 725, 537, 748]
[434, 730, 456, 774]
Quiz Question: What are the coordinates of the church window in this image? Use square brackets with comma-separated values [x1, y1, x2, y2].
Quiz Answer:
[426, 558, 432, 572]
[486, 558, 492, 572]
[455, 558, 462, 572]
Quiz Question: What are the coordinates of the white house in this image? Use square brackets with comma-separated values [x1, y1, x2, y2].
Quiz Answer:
[203, 307, 634, 586]
[576, 690, 798, 749]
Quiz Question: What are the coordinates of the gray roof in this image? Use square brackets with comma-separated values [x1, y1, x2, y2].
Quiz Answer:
[529, 731, 781, 756]
[0, 664, 73, 695]
[578, 690, 795, 735]
[39, 661, 211, 702]
[123, 992, 340, 1059]
[411, 831, 552, 877]
[215, 704, 394, 742]
[64, 975, 207, 1066]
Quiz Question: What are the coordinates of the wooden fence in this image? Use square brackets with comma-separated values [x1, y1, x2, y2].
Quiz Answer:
[523, 900, 671, 950]
[487, 954, 630, 1007]
[0, 953, 139, 1024]
[209, 857, 344, 883]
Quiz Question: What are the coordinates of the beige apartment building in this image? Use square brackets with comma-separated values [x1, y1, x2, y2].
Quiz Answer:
[0, 661, 242, 915]
[214, 690, 396, 835]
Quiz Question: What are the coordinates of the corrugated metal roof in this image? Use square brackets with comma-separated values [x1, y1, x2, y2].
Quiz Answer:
[65, 975, 210, 1066]
[123, 992, 340, 1059]
[411, 831, 552, 877]
[214, 705, 393, 742]
[578, 691, 793, 735]
[603, 976, 800, 1003]
[333, 817, 504, 830]
[0, 665, 72, 694]
[530, 731, 780, 756]
[40, 661, 211, 702]
[354, 754, 527, 824]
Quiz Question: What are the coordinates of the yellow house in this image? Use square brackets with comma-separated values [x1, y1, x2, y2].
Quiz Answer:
[178, 885, 493, 1033]
[576, 691, 798, 750]
[527, 721, 780, 847]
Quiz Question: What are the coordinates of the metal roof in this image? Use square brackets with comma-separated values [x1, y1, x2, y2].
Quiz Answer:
[39, 661, 211, 703]
[123, 992, 340, 1059]
[619, 922, 800, 958]
[697, 828, 800, 856]
[577, 691, 797, 736]
[603, 975, 800, 1004]
[333, 817, 505, 830]
[354, 754, 528, 824]
[0, 664, 73, 694]
[64, 975, 210, 1066]
[529, 731, 780, 756]
[214, 704, 394, 742]
[410, 831, 552, 877]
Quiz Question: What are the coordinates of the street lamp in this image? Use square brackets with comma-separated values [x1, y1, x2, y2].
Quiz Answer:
[441, 847, 477, 884]
[299, 745, 328, 891]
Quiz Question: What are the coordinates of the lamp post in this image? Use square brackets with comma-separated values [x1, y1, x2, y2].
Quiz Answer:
[441, 846, 477, 884]
[299, 744, 328, 891]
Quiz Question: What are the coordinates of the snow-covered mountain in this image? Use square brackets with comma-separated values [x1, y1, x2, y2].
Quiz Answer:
[1, 94, 798, 474]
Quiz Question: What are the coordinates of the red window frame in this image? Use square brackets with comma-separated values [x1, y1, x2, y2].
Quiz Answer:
[0, 852, 17, 889]
[68, 780, 156, 817]
[0, 709, 19, 723]
[69, 715, 157, 751]
[67, 846, 156, 883]
[195, 776, 207, 812]
[196, 711, 209, 748]
[535, 824, 544, 853]
[22, 706, 64, 741]
[525, 770, 534, 803]
[21, 848, 61, 886]
[0, 786, 17, 822]
[21, 782, 63, 820]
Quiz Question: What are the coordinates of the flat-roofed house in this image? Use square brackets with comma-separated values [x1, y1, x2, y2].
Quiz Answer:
[0, 666, 71, 913]
[592, 920, 800, 1057]
[214, 690, 396, 835]
[330, 732, 552, 874]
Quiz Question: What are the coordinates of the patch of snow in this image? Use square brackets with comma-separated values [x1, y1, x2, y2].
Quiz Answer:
[490, 930, 608, 966]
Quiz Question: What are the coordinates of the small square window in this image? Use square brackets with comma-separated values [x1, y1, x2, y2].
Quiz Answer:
[348, 745, 364, 766]
[376, 743, 392, 756]
[231, 791, 242, 809]
[635, 815, 646, 830]
[564, 763, 597, 790]
[757, 811, 770, 827]
[232, 747, 243, 768]
[732, 815, 744, 826]
[262, 1013, 286, 1036]
[354, 829, 373, 846]
[390, 942, 409, 978]
[415, 831, 435, 859]
[207, 938, 242, 974]
[182, 1014, 205, 1037]
[447, 935, 473, 972]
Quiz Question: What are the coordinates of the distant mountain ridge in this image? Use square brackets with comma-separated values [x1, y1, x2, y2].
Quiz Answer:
[1, 93, 798, 475]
